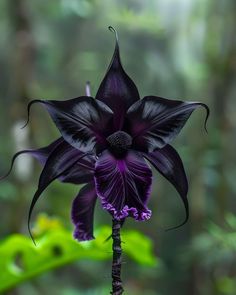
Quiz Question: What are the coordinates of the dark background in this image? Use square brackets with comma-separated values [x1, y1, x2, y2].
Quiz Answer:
[0, 0, 236, 294]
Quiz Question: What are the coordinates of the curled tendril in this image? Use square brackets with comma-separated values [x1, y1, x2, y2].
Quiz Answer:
[108, 26, 119, 44]
[21, 99, 43, 129]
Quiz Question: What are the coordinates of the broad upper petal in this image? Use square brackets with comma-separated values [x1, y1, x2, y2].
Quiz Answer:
[26, 97, 113, 153]
[126, 96, 209, 152]
[94, 150, 152, 221]
[96, 27, 140, 129]
[71, 183, 97, 241]
[144, 144, 189, 228]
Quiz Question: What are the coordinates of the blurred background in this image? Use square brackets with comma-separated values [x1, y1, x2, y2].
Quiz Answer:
[0, 0, 236, 294]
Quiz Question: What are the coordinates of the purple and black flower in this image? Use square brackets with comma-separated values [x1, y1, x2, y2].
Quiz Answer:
[2, 27, 209, 242]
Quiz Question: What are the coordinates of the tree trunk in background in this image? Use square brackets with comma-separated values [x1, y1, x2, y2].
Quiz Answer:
[189, 1, 236, 294]
[206, 0, 236, 224]
[7, 0, 35, 234]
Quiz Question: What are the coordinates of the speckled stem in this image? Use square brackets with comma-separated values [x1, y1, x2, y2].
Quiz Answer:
[111, 219, 124, 295]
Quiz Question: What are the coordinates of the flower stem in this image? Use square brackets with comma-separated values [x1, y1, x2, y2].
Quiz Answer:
[111, 219, 124, 295]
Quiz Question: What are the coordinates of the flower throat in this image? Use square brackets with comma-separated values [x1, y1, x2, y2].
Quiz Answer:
[107, 131, 132, 156]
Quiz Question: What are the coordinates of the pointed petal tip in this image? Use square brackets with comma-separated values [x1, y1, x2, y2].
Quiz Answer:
[165, 211, 189, 232]
[27, 188, 43, 247]
[0, 150, 32, 181]
[21, 99, 44, 129]
[202, 103, 210, 133]
[192, 101, 210, 133]
[108, 26, 118, 38]
[108, 26, 119, 49]
[194, 102, 210, 133]
[27, 219, 37, 246]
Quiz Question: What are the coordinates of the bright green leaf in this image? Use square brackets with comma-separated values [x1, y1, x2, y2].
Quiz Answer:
[0, 216, 157, 292]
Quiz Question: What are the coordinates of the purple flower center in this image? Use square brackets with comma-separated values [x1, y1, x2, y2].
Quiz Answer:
[107, 131, 132, 157]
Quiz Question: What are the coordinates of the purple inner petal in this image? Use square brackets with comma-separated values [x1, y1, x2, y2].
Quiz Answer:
[71, 183, 97, 242]
[94, 150, 152, 221]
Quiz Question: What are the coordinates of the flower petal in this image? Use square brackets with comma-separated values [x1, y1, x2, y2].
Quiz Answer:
[0, 138, 63, 180]
[127, 96, 209, 152]
[25, 97, 113, 153]
[94, 150, 152, 221]
[59, 154, 95, 185]
[0, 137, 94, 185]
[27, 140, 90, 243]
[144, 144, 189, 229]
[71, 183, 97, 241]
[96, 27, 140, 129]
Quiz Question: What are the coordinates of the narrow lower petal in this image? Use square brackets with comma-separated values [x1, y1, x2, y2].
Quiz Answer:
[127, 96, 209, 152]
[27, 141, 91, 242]
[95, 150, 152, 221]
[144, 144, 189, 228]
[59, 154, 95, 184]
[96, 27, 140, 129]
[71, 183, 97, 241]
[25, 97, 113, 153]
[0, 137, 95, 185]
[0, 138, 63, 180]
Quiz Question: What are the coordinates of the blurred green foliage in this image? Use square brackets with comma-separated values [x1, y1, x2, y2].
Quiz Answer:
[0, 0, 236, 294]
[189, 214, 236, 295]
[0, 215, 157, 293]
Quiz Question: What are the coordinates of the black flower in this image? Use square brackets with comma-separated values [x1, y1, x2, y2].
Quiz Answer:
[2, 27, 209, 242]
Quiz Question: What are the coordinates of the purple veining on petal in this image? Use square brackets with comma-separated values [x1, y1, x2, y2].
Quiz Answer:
[94, 150, 152, 221]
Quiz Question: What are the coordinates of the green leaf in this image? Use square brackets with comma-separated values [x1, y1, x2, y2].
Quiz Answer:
[0, 216, 157, 292]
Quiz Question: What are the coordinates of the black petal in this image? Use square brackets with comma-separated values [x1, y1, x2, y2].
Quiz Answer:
[144, 144, 189, 229]
[127, 96, 209, 152]
[0, 138, 63, 180]
[27, 140, 90, 244]
[96, 27, 140, 129]
[0, 138, 94, 185]
[25, 97, 113, 153]
[71, 183, 97, 241]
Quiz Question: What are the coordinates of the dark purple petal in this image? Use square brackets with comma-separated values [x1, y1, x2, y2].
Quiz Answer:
[71, 183, 97, 241]
[96, 27, 140, 129]
[25, 96, 113, 153]
[144, 144, 189, 229]
[94, 150, 152, 221]
[127, 96, 209, 152]
[59, 154, 95, 184]
[0, 138, 63, 180]
[0, 137, 95, 185]
[27, 140, 90, 243]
